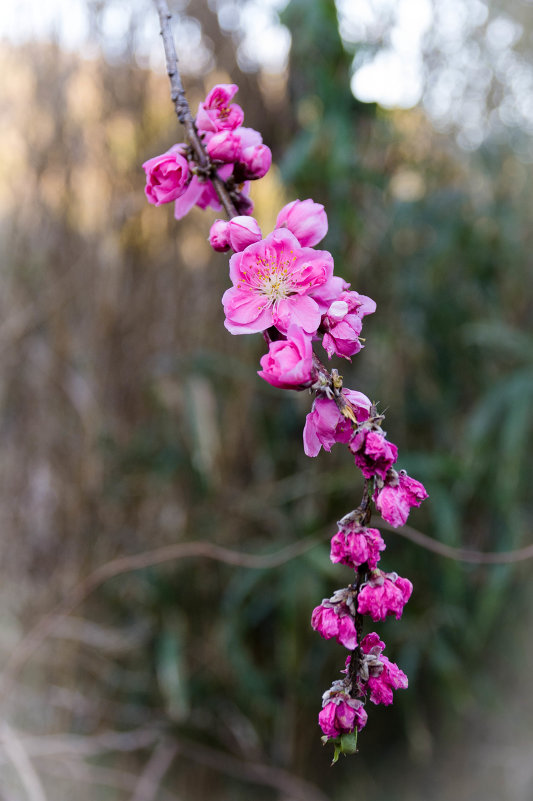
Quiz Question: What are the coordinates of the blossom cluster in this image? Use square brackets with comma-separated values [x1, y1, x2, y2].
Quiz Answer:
[143, 81, 428, 758]
[143, 84, 271, 219]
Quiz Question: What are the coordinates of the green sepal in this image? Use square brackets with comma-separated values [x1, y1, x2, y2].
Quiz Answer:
[321, 731, 358, 765]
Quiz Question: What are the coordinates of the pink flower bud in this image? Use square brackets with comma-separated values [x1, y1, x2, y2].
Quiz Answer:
[209, 219, 231, 252]
[142, 145, 189, 206]
[206, 131, 242, 163]
[258, 326, 314, 389]
[275, 198, 328, 247]
[239, 144, 272, 179]
[227, 216, 262, 252]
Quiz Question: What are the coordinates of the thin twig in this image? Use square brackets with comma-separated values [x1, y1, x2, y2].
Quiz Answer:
[129, 741, 178, 801]
[0, 723, 48, 801]
[0, 537, 320, 702]
[379, 518, 533, 565]
[3, 520, 533, 704]
[153, 0, 239, 217]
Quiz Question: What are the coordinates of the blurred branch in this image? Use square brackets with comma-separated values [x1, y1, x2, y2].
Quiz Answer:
[0, 723, 48, 801]
[0, 725, 331, 801]
[0, 537, 321, 702]
[3, 522, 533, 704]
[378, 518, 533, 564]
[153, 0, 239, 217]
[130, 740, 178, 801]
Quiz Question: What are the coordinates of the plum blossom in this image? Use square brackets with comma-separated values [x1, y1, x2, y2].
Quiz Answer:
[319, 684, 367, 737]
[222, 229, 334, 336]
[196, 83, 244, 132]
[238, 143, 272, 179]
[330, 526, 385, 570]
[345, 634, 408, 705]
[303, 390, 371, 457]
[206, 130, 242, 163]
[374, 469, 429, 528]
[258, 326, 314, 389]
[357, 569, 413, 621]
[349, 428, 398, 480]
[275, 198, 328, 247]
[311, 587, 359, 649]
[311, 604, 357, 650]
[321, 290, 377, 360]
[142, 145, 189, 206]
[209, 216, 262, 253]
[174, 163, 232, 220]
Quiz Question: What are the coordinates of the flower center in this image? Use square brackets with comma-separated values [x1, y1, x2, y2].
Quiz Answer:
[254, 255, 297, 304]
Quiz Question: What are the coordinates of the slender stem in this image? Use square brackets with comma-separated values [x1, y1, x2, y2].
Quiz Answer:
[153, 0, 239, 218]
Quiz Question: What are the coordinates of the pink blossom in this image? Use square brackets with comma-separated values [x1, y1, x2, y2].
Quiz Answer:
[239, 144, 272, 179]
[275, 199, 328, 247]
[303, 390, 371, 457]
[330, 527, 385, 570]
[311, 604, 357, 650]
[222, 229, 334, 336]
[321, 290, 376, 360]
[210, 216, 262, 253]
[258, 326, 314, 389]
[174, 164, 248, 220]
[319, 696, 367, 737]
[226, 216, 262, 252]
[374, 470, 429, 528]
[358, 633, 408, 706]
[349, 429, 398, 480]
[196, 83, 244, 132]
[357, 570, 413, 621]
[209, 219, 231, 252]
[206, 130, 242, 163]
[322, 309, 363, 360]
[142, 145, 189, 206]
[367, 656, 408, 705]
[309, 275, 351, 314]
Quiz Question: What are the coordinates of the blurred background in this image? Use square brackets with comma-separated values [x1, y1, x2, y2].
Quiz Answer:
[1, 0, 533, 798]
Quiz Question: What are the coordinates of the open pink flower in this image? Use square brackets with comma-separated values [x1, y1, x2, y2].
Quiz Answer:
[222, 229, 334, 335]
[303, 390, 371, 457]
[357, 570, 413, 621]
[374, 470, 428, 528]
[275, 198, 328, 247]
[258, 326, 314, 389]
[196, 83, 244, 132]
[143, 145, 189, 206]
[349, 429, 398, 480]
[330, 526, 385, 570]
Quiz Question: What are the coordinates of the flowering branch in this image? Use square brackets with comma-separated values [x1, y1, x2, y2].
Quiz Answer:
[154, 0, 239, 217]
[145, 1, 429, 760]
